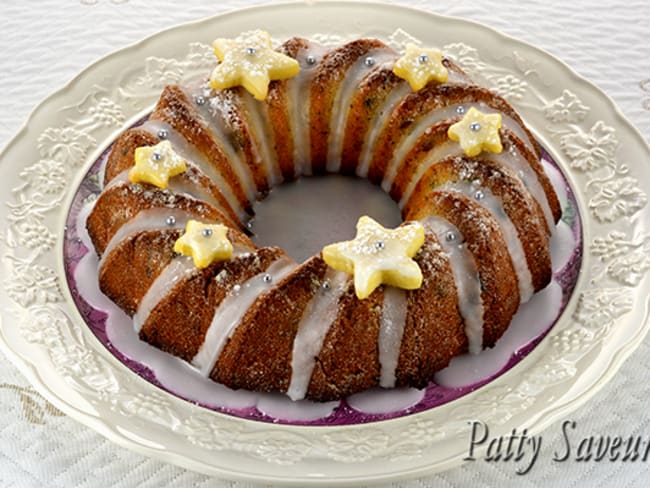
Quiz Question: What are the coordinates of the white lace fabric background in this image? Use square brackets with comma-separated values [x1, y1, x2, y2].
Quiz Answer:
[0, 1, 648, 486]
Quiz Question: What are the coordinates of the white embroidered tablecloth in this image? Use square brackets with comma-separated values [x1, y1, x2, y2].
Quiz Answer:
[0, 1, 648, 486]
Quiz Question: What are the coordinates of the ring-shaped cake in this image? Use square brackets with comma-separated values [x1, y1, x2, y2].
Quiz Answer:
[86, 32, 561, 401]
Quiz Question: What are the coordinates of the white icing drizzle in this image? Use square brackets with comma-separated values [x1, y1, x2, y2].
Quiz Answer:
[98, 207, 192, 269]
[446, 68, 470, 85]
[287, 269, 349, 401]
[140, 120, 245, 221]
[395, 144, 459, 209]
[105, 167, 209, 207]
[550, 220, 575, 273]
[97, 156, 108, 192]
[326, 49, 396, 173]
[77, 200, 95, 250]
[255, 393, 339, 421]
[435, 280, 563, 387]
[501, 112, 536, 156]
[104, 168, 131, 191]
[443, 181, 534, 303]
[168, 172, 225, 214]
[239, 90, 283, 187]
[286, 43, 328, 176]
[347, 387, 425, 414]
[193, 257, 297, 377]
[134, 256, 197, 333]
[356, 81, 410, 178]
[378, 286, 407, 388]
[542, 157, 568, 211]
[421, 216, 484, 354]
[183, 83, 258, 203]
[441, 148, 553, 235]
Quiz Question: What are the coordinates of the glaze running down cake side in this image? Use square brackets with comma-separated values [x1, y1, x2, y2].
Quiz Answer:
[85, 31, 561, 402]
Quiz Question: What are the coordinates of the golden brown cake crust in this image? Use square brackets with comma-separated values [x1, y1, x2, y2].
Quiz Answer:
[99, 227, 254, 318]
[392, 124, 558, 234]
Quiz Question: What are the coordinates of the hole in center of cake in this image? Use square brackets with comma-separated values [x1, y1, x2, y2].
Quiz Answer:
[247, 175, 402, 262]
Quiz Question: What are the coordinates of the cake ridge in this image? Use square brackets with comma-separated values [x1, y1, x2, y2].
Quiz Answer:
[421, 216, 484, 354]
[287, 268, 349, 401]
[195, 256, 297, 377]
[138, 119, 244, 223]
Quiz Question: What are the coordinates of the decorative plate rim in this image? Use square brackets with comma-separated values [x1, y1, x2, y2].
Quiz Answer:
[1, 1, 649, 485]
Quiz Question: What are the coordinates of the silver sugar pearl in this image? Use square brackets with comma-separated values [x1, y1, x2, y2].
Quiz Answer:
[233, 284, 241, 292]
[445, 231, 456, 242]
[195, 95, 206, 106]
[202, 228, 213, 238]
[157, 129, 169, 139]
[375, 241, 385, 250]
[246, 47, 256, 55]
[470, 122, 481, 132]
[165, 216, 176, 226]
[474, 189, 485, 201]
[262, 273, 272, 283]
[246, 220, 254, 229]
[364, 57, 375, 67]
[151, 152, 163, 161]
[322, 281, 331, 291]
[418, 54, 429, 64]
[456, 106, 465, 115]
[306, 55, 316, 65]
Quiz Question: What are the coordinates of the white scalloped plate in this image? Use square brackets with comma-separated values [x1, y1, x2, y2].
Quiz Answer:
[1, 1, 649, 485]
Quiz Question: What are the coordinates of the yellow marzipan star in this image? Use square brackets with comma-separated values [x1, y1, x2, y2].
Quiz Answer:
[210, 30, 300, 100]
[447, 107, 503, 157]
[322, 216, 425, 300]
[393, 43, 448, 91]
[173, 220, 233, 269]
[128, 140, 187, 189]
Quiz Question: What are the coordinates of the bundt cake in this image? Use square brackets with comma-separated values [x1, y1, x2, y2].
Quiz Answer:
[86, 30, 561, 402]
